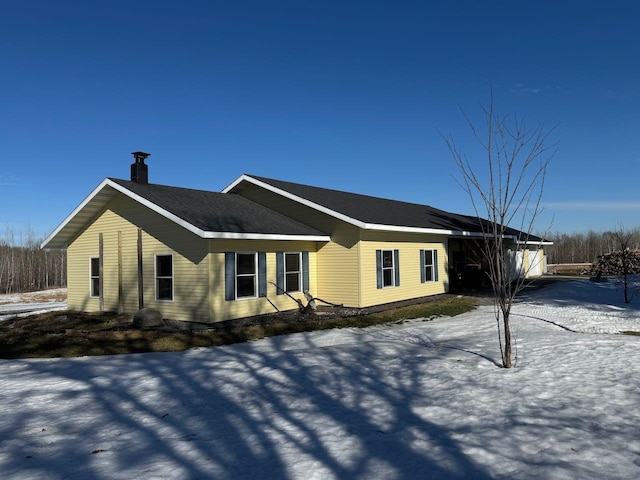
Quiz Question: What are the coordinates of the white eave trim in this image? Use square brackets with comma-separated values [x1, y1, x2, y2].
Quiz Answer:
[517, 240, 554, 246]
[41, 178, 115, 249]
[361, 222, 489, 237]
[222, 175, 524, 239]
[42, 178, 330, 249]
[223, 174, 371, 229]
[203, 232, 330, 241]
[106, 181, 331, 241]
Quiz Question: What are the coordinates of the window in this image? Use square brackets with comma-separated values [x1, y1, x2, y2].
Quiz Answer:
[236, 252, 257, 298]
[90, 257, 100, 297]
[382, 250, 394, 287]
[285, 252, 302, 293]
[225, 252, 266, 301]
[156, 254, 173, 301]
[276, 251, 309, 295]
[421, 249, 438, 283]
[376, 249, 399, 289]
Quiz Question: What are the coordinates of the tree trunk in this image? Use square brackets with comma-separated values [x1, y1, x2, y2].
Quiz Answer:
[502, 313, 512, 368]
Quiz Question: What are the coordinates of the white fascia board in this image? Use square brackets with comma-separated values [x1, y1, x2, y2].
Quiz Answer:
[517, 240, 554, 246]
[42, 178, 331, 248]
[225, 175, 519, 239]
[105, 180, 209, 238]
[362, 222, 486, 237]
[223, 175, 369, 228]
[220, 175, 248, 193]
[41, 178, 115, 249]
[107, 182, 329, 241]
[202, 232, 331, 241]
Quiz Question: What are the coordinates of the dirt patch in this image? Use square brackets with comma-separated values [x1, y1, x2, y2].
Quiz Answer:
[0, 296, 477, 359]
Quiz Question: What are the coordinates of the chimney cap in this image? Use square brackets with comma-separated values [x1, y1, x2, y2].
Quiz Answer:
[131, 151, 150, 163]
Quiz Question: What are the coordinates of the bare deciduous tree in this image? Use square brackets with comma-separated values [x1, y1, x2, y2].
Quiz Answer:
[0, 227, 66, 294]
[442, 92, 556, 368]
[546, 229, 640, 265]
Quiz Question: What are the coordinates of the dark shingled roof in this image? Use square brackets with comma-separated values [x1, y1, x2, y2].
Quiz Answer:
[109, 178, 327, 237]
[246, 175, 544, 242]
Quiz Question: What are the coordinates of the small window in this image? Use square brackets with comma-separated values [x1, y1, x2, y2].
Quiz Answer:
[156, 254, 173, 301]
[421, 249, 438, 283]
[90, 257, 100, 297]
[236, 252, 257, 298]
[382, 250, 395, 287]
[285, 252, 302, 293]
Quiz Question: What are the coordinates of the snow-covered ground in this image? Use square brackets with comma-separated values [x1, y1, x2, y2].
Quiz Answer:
[0, 279, 639, 479]
[0, 288, 67, 320]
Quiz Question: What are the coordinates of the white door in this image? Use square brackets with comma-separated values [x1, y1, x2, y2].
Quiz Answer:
[528, 249, 542, 277]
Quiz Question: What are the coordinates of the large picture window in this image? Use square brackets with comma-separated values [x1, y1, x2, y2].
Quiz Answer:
[236, 252, 257, 298]
[420, 249, 439, 283]
[156, 254, 173, 301]
[90, 257, 100, 297]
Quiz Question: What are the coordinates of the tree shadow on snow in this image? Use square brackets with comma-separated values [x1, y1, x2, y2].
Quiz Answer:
[0, 334, 498, 480]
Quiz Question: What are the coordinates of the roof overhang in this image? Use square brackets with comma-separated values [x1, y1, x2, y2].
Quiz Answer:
[517, 239, 554, 246]
[41, 179, 330, 249]
[223, 175, 547, 241]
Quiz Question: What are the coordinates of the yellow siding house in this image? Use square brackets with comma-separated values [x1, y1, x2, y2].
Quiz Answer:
[42, 153, 550, 324]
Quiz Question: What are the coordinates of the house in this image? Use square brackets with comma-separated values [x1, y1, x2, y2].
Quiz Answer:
[41, 153, 550, 323]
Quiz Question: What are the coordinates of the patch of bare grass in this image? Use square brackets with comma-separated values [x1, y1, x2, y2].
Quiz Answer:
[0, 296, 476, 359]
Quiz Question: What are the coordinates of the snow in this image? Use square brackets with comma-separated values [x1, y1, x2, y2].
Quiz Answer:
[0, 288, 67, 321]
[1, 279, 639, 479]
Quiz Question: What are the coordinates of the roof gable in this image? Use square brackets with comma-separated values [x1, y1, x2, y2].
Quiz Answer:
[223, 174, 547, 243]
[42, 178, 329, 249]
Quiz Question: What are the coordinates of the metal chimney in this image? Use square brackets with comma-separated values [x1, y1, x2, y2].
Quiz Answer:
[131, 151, 150, 184]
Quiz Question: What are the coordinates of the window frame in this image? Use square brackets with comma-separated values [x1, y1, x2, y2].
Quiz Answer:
[378, 249, 399, 288]
[89, 257, 100, 298]
[235, 251, 258, 299]
[420, 248, 439, 283]
[382, 250, 395, 288]
[422, 249, 436, 283]
[284, 252, 302, 293]
[155, 254, 174, 302]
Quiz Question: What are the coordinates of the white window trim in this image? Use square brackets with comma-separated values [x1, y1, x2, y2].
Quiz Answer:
[236, 251, 258, 300]
[155, 254, 174, 302]
[423, 249, 437, 283]
[381, 250, 395, 288]
[284, 252, 302, 293]
[89, 257, 100, 298]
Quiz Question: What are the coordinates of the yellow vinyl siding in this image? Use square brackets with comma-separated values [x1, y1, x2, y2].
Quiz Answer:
[316, 224, 360, 307]
[208, 239, 319, 322]
[67, 196, 210, 322]
[358, 231, 448, 308]
[67, 208, 141, 314]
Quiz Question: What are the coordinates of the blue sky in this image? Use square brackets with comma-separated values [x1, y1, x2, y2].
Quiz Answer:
[1, 1, 639, 239]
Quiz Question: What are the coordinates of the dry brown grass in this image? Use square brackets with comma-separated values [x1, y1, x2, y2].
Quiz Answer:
[0, 297, 477, 359]
[0, 288, 67, 305]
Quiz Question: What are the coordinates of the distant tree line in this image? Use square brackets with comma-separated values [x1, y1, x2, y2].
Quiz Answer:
[0, 228, 66, 294]
[545, 228, 640, 264]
